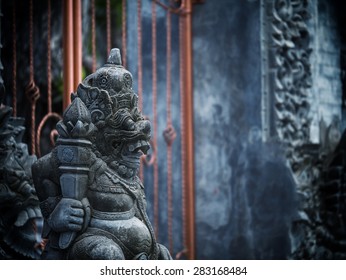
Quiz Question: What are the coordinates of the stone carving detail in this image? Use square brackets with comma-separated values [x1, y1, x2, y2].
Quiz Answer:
[290, 120, 346, 259]
[0, 105, 43, 259]
[317, 129, 346, 259]
[267, 0, 346, 259]
[271, 0, 312, 166]
[262, 0, 323, 258]
[32, 48, 172, 260]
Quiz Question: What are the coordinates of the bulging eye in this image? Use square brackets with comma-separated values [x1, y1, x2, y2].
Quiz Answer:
[98, 74, 109, 89]
[124, 118, 135, 131]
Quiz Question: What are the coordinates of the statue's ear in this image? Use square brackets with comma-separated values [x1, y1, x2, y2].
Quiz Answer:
[83, 73, 95, 87]
[75, 73, 95, 103]
[76, 83, 90, 104]
[71, 92, 77, 101]
[130, 93, 138, 109]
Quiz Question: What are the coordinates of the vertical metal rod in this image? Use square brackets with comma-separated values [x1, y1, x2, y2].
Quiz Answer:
[91, 0, 96, 72]
[166, 11, 171, 125]
[122, 0, 127, 68]
[180, 0, 195, 260]
[137, 0, 144, 181]
[25, 0, 41, 155]
[106, 0, 111, 55]
[36, 0, 63, 158]
[73, 0, 82, 89]
[151, 0, 159, 238]
[28, 0, 34, 82]
[166, 10, 173, 254]
[137, 0, 143, 110]
[12, 2, 17, 116]
[178, 5, 187, 259]
[47, 0, 52, 113]
[63, 0, 74, 110]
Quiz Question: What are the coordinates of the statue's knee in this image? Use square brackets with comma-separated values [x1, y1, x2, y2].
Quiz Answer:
[90, 240, 124, 260]
[70, 235, 125, 260]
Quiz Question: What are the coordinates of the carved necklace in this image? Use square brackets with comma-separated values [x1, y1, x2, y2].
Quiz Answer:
[104, 168, 142, 191]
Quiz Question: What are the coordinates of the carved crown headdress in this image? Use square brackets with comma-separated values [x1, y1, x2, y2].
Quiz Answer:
[71, 48, 139, 128]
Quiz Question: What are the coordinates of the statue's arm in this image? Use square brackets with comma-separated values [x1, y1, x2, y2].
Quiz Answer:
[32, 152, 84, 235]
[32, 153, 61, 208]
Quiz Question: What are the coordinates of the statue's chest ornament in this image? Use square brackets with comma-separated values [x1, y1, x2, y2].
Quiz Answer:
[105, 168, 142, 193]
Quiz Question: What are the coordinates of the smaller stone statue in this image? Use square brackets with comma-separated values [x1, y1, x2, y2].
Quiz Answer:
[0, 104, 43, 259]
[32, 48, 172, 260]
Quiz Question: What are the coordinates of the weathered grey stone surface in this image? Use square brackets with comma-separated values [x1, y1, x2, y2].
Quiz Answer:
[0, 105, 43, 259]
[32, 49, 172, 260]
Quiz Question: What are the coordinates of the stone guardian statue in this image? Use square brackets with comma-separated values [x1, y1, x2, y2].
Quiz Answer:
[0, 105, 43, 259]
[32, 48, 172, 260]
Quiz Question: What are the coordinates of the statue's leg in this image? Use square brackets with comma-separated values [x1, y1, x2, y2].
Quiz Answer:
[69, 234, 125, 260]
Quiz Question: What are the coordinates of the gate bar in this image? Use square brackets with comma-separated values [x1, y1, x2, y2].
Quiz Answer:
[181, 0, 195, 260]
[63, 0, 82, 109]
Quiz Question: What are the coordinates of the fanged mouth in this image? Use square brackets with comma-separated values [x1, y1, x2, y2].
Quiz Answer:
[127, 140, 150, 156]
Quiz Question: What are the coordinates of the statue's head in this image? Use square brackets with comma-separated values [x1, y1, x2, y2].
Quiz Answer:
[63, 49, 150, 178]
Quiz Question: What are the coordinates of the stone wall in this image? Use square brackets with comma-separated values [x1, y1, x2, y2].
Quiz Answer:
[309, 0, 343, 141]
[193, 0, 346, 259]
[193, 0, 297, 259]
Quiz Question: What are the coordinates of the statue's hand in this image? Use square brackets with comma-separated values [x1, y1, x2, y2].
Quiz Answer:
[47, 198, 84, 232]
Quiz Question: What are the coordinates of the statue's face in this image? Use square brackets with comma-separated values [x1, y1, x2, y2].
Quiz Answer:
[73, 78, 151, 178]
[103, 106, 151, 176]
[74, 50, 152, 177]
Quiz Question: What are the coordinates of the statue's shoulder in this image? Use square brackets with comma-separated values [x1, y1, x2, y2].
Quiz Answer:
[32, 151, 59, 184]
[32, 152, 50, 173]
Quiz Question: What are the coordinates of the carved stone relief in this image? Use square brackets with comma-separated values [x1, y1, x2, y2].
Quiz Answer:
[261, 0, 319, 258]
[0, 105, 43, 259]
[32, 49, 172, 260]
[262, 0, 346, 259]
